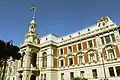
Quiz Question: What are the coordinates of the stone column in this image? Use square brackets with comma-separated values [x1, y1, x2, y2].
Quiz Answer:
[23, 50, 31, 69]
[18, 60, 21, 68]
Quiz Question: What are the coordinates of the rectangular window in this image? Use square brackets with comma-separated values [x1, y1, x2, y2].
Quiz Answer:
[78, 43, 82, 50]
[44, 74, 46, 80]
[61, 73, 64, 80]
[60, 60, 64, 67]
[109, 67, 115, 76]
[68, 46, 72, 53]
[41, 74, 43, 80]
[60, 49, 63, 55]
[70, 72, 74, 80]
[80, 71, 84, 77]
[105, 35, 111, 44]
[111, 34, 116, 42]
[69, 58, 73, 66]
[116, 66, 120, 76]
[92, 69, 97, 78]
[79, 56, 83, 64]
[88, 40, 93, 48]
[101, 37, 105, 45]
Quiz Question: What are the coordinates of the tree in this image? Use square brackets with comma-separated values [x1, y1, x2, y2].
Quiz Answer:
[0, 40, 21, 80]
[72, 77, 87, 80]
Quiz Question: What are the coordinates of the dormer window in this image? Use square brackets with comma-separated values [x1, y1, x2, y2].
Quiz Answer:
[88, 28, 90, 31]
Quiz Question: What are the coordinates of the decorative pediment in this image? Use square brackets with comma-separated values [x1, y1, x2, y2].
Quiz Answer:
[97, 16, 113, 27]
[67, 53, 74, 57]
[104, 44, 114, 50]
[77, 51, 84, 55]
[86, 49, 97, 54]
[58, 55, 65, 59]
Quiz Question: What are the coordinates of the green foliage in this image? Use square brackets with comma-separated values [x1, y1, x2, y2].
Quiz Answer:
[0, 40, 21, 60]
[72, 77, 87, 80]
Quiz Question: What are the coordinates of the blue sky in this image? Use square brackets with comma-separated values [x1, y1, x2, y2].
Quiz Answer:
[0, 0, 120, 46]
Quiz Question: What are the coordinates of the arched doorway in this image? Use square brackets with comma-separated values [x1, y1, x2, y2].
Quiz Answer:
[30, 75, 36, 80]
[19, 74, 22, 80]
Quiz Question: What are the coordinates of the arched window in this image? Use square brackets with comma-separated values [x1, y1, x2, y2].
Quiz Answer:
[31, 53, 37, 67]
[42, 52, 47, 68]
[30, 75, 36, 80]
[87, 49, 97, 63]
[105, 45, 116, 60]
[19, 74, 22, 80]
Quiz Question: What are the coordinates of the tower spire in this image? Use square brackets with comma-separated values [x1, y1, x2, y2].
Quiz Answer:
[24, 7, 39, 44]
[30, 7, 36, 19]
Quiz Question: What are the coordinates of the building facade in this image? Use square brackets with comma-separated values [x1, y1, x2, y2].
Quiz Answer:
[6, 16, 120, 80]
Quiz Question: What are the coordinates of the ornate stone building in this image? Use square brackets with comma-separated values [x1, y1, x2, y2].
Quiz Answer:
[6, 16, 120, 80]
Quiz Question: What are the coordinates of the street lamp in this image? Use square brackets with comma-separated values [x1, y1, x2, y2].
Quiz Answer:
[101, 52, 108, 80]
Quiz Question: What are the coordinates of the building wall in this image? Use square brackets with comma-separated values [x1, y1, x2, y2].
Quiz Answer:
[6, 16, 120, 80]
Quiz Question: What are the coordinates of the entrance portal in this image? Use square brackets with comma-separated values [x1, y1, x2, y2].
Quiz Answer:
[30, 75, 36, 80]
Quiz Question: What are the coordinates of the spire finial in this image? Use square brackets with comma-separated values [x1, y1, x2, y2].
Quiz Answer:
[30, 7, 36, 19]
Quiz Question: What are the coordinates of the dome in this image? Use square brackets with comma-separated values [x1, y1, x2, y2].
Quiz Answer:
[30, 18, 36, 24]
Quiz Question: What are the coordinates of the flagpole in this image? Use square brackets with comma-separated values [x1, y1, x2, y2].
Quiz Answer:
[33, 7, 36, 19]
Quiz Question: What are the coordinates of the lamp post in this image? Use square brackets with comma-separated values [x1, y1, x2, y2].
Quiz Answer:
[101, 52, 108, 80]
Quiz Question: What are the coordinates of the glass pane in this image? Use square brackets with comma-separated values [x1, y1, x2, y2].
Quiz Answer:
[101, 37, 105, 45]
[92, 69, 97, 78]
[105, 35, 111, 43]
[111, 34, 116, 42]
[60, 49, 63, 55]
[108, 49, 115, 60]
[116, 66, 120, 76]
[61, 60, 64, 67]
[88, 40, 93, 48]
[68, 46, 72, 53]
[109, 67, 115, 76]
[79, 56, 83, 64]
[70, 72, 74, 79]
[69, 58, 73, 66]
[78, 43, 82, 50]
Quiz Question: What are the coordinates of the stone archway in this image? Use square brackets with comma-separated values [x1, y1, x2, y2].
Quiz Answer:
[30, 75, 36, 80]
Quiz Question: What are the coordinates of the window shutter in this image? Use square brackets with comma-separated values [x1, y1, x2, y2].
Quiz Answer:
[84, 53, 88, 63]
[114, 45, 120, 57]
[96, 52, 99, 61]
[65, 57, 68, 66]
[64, 47, 67, 54]
[82, 42, 87, 50]
[73, 45, 77, 52]
[102, 48, 107, 60]
[93, 39, 97, 47]
[74, 55, 78, 65]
